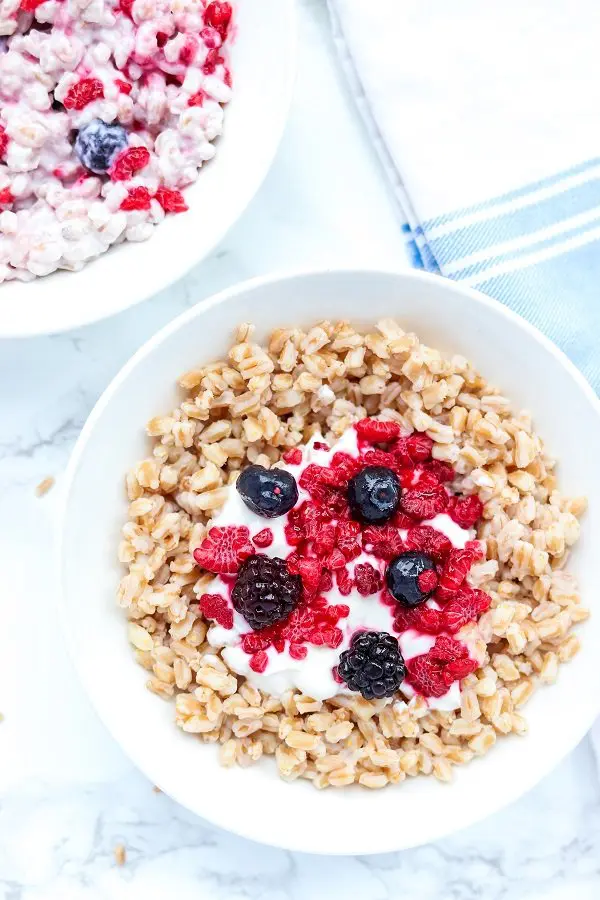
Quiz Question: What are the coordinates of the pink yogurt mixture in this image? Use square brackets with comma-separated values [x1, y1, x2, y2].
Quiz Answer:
[0, 0, 233, 280]
[194, 421, 491, 710]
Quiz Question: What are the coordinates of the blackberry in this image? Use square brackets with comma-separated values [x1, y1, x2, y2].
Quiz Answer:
[232, 555, 302, 630]
[386, 551, 437, 607]
[74, 119, 128, 174]
[337, 631, 406, 700]
[347, 466, 400, 525]
[236, 464, 298, 518]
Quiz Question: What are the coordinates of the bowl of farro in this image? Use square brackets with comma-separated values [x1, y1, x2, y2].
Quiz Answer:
[0, 0, 296, 337]
[60, 268, 600, 854]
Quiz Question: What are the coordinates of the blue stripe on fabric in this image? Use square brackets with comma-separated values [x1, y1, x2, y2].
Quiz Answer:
[427, 175, 600, 268]
[445, 214, 600, 281]
[421, 156, 600, 232]
[401, 222, 426, 269]
[471, 240, 600, 391]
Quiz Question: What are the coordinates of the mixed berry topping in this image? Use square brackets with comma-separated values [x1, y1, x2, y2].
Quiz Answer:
[347, 465, 400, 524]
[236, 465, 299, 518]
[194, 419, 490, 707]
[337, 631, 406, 700]
[232, 555, 302, 631]
[385, 551, 438, 607]
[74, 120, 128, 175]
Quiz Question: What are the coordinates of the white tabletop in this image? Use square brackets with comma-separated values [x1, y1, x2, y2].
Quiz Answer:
[1, 2, 598, 896]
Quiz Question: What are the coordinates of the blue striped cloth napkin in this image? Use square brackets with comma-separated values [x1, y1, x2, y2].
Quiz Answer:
[328, 0, 600, 391]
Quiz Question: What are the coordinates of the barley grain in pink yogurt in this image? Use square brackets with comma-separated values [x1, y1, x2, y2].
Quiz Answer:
[0, 0, 233, 281]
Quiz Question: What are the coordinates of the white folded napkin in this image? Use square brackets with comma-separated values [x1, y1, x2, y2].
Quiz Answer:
[327, 0, 600, 392]
[328, 0, 600, 763]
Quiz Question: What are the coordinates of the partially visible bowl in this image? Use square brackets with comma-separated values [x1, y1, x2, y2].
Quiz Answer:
[60, 268, 600, 854]
[0, 0, 296, 338]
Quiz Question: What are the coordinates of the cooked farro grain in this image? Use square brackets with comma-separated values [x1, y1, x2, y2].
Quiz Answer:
[35, 476, 55, 498]
[114, 844, 126, 866]
[117, 319, 588, 789]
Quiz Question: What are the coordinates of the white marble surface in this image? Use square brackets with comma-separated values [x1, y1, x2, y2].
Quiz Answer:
[1, 1, 599, 897]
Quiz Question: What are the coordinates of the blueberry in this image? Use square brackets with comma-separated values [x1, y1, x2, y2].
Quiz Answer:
[386, 551, 437, 607]
[236, 465, 298, 518]
[74, 119, 128, 174]
[347, 465, 400, 525]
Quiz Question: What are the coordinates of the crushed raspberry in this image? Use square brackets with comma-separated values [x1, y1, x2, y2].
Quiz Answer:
[445, 657, 478, 681]
[199, 593, 233, 629]
[355, 418, 400, 443]
[448, 494, 484, 529]
[0, 128, 8, 159]
[330, 452, 361, 478]
[429, 634, 468, 663]
[362, 524, 404, 560]
[443, 587, 491, 633]
[64, 78, 104, 111]
[335, 567, 353, 596]
[361, 448, 402, 473]
[319, 569, 333, 592]
[417, 569, 438, 593]
[297, 557, 323, 595]
[188, 90, 206, 107]
[249, 650, 268, 673]
[119, 0, 134, 16]
[179, 39, 197, 65]
[465, 539, 485, 559]
[289, 643, 307, 661]
[325, 548, 346, 570]
[436, 548, 475, 601]
[284, 520, 303, 547]
[241, 632, 269, 654]
[155, 187, 188, 213]
[406, 654, 449, 698]
[394, 433, 434, 466]
[204, 1, 232, 37]
[282, 447, 302, 465]
[314, 523, 336, 557]
[20, 0, 46, 9]
[224, 67, 232, 88]
[394, 604, 445, 635]
[425, 460, 455, 484]
[115, 79, 132, 94]
[111, 146, 150, 181]
[193, 524, 253, 575]
[0, 188, 14, 207]
[400, 482, 449, 520]
[120, 186, 152, 211]
[203, 48, 224, 74]
[335, 519, 362, 560]
[201, 25, 221, 48]
[354, 563, 382, 596]
[405, 526, 452, 563]
[252, 528, 273, 549]
[312, 441, 329, 450]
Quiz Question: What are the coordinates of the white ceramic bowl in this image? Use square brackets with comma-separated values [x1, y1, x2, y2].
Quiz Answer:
[0, 0, 296, 338]
[60, 268, 600, 855]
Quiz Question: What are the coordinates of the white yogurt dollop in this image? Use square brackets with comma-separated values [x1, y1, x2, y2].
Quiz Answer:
[203, 429, 475, 708]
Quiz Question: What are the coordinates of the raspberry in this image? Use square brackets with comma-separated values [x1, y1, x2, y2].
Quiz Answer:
[188, 90, 206, 107]
[199, 593, 233, 629]
[417, 569, 438, 593]
[393, 604, 444, 635]
[354, 563, 382, 596]
[179, 39, 196, 65]
[282, 447, 302, 465]
[436, 549, 474, 601]
[249, 651, 268, 673]
[111, 146, 150, 181]
[330, 451, 362, 479]
[362, 524, 404, 560]
[355, 418, 400, 443]
[300, 464, 344, 491]
[445, 657, 478, 682]
[319, 569, 333, 592]
[297, 557, 323, 595]
[193, 524, 253, 575]
[0, 188, 13, 207]
[465, 539, 485, 559]
[64, 78, 104, 111]
[394, 433, 434, 466]
[425, 460, 455, 484]
[284, 520, 303, 547]
[443, 587, 491, 633]
[155, 187, 188, 213]
[241, 632, 269, 654]
[300, 503, 323, 540]
[360, 449, 401, 473]
[119, 0, 134, 15]
[202, 47, 224, 74]
[405, 526, 452, 563]
[203, 1, 232, 37]
[392, 511, 417, 529]
[335, 567, 353, 596]
[405, 654, 448, 698]
[325, 548, 346, 570]
[335, 519, 362, 560]
[20, 0, 45, 9]
[233, 555, 301, 630]
[201, 26, 221, 48]
[448, 494, 484, 529]
[428, 634, 468, 663]
[313, 441, 329, 451]
[289, 643, 307, 661]
[252, 528, 273, 549]
[120, 186, 152, 211]
[400, 483, 449, 520]
[115, 79, 132, 94]
[314, 523, 336, 557]
[0, 127, 8, 159]
[338, 631, 406, 700]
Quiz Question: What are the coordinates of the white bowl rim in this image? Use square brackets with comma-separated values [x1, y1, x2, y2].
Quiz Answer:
[58, 266, 600, 854]
[0, 0, 298, 339]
